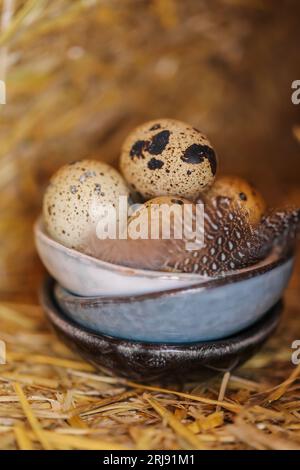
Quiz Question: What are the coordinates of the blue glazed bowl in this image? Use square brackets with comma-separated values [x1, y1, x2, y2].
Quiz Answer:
[54, 251, 294, 343]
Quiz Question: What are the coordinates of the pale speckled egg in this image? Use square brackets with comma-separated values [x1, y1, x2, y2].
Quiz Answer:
[203, 175, 266, 226]
[120, 119, 217, 200]
[43, 160, 130, 249]
[128, 196, 193, 240]
[80, 196, 195, 271]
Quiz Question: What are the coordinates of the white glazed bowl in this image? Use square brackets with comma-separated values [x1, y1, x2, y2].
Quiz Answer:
[34, 218, 206, 297]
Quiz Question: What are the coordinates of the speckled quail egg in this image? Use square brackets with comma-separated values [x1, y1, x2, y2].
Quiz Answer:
[87, 196, 198, 271]
[128, 196, 194, 240]
[43, 160, 130, 249]
[120, 119, 217, 200]
[80, 196, 197, 270]
[203, 175, 266, 226]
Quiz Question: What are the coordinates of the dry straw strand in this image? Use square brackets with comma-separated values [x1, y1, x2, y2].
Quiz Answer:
[13, 423, 34, 450]
[13, 381, 52, 450]
[145, 394, 207, 450]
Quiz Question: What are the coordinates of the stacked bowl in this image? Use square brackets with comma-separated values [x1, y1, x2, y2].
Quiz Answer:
[36, 119, 298, 381]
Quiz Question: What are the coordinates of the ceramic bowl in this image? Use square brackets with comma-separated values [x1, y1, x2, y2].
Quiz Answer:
[34, 218, 205, 297]
[41, 277, 283, 382]
[54, 251, 294, 343]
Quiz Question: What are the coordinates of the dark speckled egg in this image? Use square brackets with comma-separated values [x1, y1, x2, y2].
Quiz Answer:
[120, 119, 217, 200]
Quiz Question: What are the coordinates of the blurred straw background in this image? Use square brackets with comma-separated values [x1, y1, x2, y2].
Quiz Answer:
[0, 0, 300, 450]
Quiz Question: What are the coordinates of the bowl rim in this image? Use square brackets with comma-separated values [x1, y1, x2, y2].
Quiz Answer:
[43, 276, 283, 352]
[53, 257, 294, 306]
[34, 217, 208, 282]
[35, 217, 294, 302]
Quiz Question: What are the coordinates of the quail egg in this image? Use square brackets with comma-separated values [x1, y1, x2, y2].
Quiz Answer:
[120, 119, 217, 200]
[128, 196, 193, 240]
[83, 196, 199, 271]
[43, 159, 130, 249]
[203, 175, 266, 225]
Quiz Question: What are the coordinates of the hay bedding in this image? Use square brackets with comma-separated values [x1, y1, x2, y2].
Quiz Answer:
[0, 257, 300, 450]
[0, 0, 300, 451]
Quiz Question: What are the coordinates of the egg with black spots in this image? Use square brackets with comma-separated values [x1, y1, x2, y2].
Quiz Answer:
[43, 160, 130, 249]
[203, 175, 266, 226]
[128, 196, 194, 241]
[120, 119, 217, 200]
[81, 196, 198, 271]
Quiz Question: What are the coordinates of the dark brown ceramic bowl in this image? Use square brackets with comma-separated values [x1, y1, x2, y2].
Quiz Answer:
[40, 277, 282, 383]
